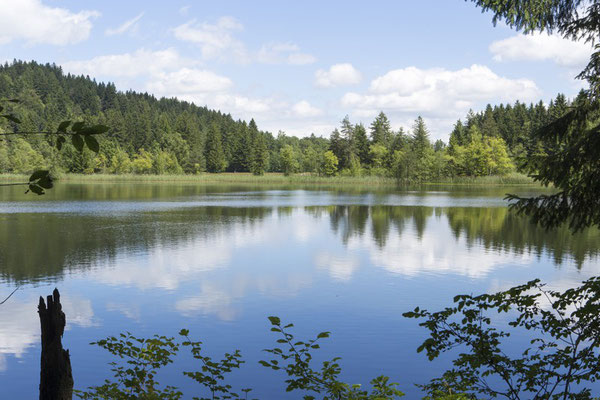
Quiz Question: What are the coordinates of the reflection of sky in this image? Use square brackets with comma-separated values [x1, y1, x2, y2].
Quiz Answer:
[0, 189, 599, 399]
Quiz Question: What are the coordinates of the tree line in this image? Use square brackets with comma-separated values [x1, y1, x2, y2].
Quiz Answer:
[0, 60, 574, 181]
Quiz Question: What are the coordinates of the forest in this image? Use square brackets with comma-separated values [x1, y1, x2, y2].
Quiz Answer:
[0, 60, 575, 181]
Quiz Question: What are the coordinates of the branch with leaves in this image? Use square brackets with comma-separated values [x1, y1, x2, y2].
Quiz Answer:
[0, 98, 108, 195]
[404, 277, 600, 399]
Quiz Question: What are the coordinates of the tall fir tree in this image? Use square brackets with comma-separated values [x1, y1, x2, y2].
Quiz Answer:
[370, 111, 392, 146]
[204, 122, 227, 172]
[250, 129, 268, 175]
[353, 123, 370, 165]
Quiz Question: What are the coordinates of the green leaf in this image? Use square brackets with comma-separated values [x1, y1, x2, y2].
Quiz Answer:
[7, 99, 20, 103]
[71, 121, 85, 132]
[72, 134, 84, 152]
[80, 124, 109, 135]
[57, 120, 71, 133]
[268, 316, 281, 326]
[37, 176, 54, 189]
[29, 170, 49, 182]
[84, 135, 100, 152]
[179, 329, 189, 336]
[28, 184, 44, 195]
[316, 332, 330, 339]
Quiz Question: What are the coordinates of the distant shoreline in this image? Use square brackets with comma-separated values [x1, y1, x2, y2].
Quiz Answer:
[0, 172, 537, 187]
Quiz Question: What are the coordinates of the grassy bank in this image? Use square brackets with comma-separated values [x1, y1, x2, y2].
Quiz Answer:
[1, 171, 536, 186]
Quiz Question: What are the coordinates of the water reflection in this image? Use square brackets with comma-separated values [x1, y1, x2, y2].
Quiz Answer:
[1, 204, 598, 285]
[1, 187, 599, 398]
[314, 205, 600, 267]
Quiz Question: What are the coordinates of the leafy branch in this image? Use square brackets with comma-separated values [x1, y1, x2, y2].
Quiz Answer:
[0, 98, 108, 195]
[404, 277, 600, 399]
[260, 316, 404, 400]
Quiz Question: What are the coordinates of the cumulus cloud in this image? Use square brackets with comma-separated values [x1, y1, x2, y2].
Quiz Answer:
[490, 33, 592, 68]
[292, 100, 323, 117]
[147, 68, 233, 95]
[63, 47, 283, 123]
[173, 16, 249, 63]
[315, 63, 362, 88]
[341, 64, 540, 139]
[63, 48, 194, 78]
[258, 42, 316, 65]
[0, 0, 98, 45]
[105, 12, 144, 36]
[173, 18, 315, 65]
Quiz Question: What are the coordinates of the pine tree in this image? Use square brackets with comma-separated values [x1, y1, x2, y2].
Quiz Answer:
[411, 116, 434, 180]
[481, 105, 500, 137]
[353, 123, 370, 165]
[204, 122, 227, 172]
[250, 130, 268, 175]
[370, 111, 392, 145]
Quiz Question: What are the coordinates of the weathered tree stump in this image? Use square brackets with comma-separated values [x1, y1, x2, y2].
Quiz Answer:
[38, 288, 73, 400]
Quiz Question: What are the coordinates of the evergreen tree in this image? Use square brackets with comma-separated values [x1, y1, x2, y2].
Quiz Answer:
[250, 130, 268, 175]
[410, 116, 434, 181]
[353, 123, 370, 165]
[370, 111, 392, 146]
[204, 123, 227, 173]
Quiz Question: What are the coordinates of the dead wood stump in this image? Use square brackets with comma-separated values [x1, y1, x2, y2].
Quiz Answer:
[38, 288, 73, 400]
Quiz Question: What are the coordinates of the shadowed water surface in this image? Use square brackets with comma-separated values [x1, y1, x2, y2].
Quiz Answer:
[0, 183, 598, 398]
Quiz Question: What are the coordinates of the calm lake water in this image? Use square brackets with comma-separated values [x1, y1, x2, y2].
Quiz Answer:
[1, 182, 599, 398]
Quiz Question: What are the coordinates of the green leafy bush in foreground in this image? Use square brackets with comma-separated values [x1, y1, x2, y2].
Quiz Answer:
[76, 276, 600, 399]
[75, 318, 404, 400]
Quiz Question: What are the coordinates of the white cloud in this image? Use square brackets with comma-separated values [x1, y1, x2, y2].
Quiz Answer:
[0, 0, 98, 45]
[315, 63, 362, 88]
[147, 68, 233, 95]
[292, 100, 323, 117]
[63, 47, 282, 124]
[63, 48, 194, 78]
[258, 42, 316, 65]
[490, 33, 592, 68]
[105, 12, 144, 36]
[341, 64, 540, 139]
[173, 17, 249, 63]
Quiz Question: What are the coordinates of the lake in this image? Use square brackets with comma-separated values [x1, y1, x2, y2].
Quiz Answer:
[1, 182, 599, 398]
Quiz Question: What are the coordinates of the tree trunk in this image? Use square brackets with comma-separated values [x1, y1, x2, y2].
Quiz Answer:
[39, 288, 73, 400]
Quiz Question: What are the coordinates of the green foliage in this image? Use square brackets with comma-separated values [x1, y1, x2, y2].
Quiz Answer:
[321, 150, 338, 177]
[75, 332, 183, 400]
[280, 144, 298, 176]
[7, 137, 45, 173]
[261, 316, 404, 399]
[369, 143, 388, 169]
[249, 131, 268, 176]
[1, 62, 576, 182]
[179, 329, 252, 400]
[468, 1, 600, 231]
[131, 149, 154, 174]
[205, 123, 227, 173]
[506, 94, 600, 231]
[404, 277, 600, 399]
[448, 126, 514, 177]
[76, 319, 404, 400]
[76, 330, 252, 400]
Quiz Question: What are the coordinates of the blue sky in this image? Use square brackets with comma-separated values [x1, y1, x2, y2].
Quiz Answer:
[0, 0, 592, 140]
